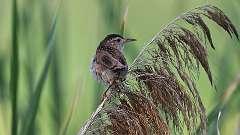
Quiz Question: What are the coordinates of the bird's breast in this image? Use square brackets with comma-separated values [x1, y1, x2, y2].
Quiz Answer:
[90, 57, 102, 82]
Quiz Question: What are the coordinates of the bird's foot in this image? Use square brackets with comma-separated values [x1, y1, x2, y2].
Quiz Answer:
[101, 81, 126, 101]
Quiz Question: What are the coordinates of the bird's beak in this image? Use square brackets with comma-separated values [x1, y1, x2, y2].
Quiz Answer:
[125, 38, 137, 43]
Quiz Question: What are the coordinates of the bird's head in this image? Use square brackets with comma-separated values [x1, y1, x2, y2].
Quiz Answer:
[100, 34, 136, 51]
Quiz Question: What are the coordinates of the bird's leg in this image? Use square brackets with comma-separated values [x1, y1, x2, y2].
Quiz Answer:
[101, 80, 114, 101]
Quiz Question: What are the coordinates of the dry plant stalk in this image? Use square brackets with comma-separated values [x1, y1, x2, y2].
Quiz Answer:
[78, 5, 238, 135]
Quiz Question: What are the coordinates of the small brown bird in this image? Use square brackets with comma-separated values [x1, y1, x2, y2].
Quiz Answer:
[90, 34, 136, 89]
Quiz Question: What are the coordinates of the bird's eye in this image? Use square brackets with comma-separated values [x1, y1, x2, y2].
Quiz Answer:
[116, 38, 121, 42]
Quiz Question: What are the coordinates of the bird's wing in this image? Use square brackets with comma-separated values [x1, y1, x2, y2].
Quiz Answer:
[96, 50, 126, 70]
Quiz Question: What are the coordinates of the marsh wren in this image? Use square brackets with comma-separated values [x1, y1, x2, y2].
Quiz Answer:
[90, 34, 136, 89]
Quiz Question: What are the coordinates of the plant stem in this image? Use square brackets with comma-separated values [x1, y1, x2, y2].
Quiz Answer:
[78, 98, 108, 135]
[220, 73, 240, 104]
[10, 0, 19, 135]
[129, 5, 208, 69]
[196, 72, 240, 134]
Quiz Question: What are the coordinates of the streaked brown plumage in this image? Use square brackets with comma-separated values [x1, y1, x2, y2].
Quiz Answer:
[90, 34, 136, 87]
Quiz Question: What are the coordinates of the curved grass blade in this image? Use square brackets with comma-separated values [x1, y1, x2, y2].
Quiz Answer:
[196, 73, 240, 134]
[21, 1, 63, 134]
[22, 17, 57, 135]
[58, 78, 83, 135]
[217, 110, 222, 135]
[120, 1, 128, 36]
[10, 0, 19, 135]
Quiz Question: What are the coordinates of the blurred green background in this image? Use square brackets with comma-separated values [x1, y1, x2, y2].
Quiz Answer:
[0, 0, 240, 135]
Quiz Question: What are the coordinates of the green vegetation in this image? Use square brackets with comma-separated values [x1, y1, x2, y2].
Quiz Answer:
[0, 0, 239, 135]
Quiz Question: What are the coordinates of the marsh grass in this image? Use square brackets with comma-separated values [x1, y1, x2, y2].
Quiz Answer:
[58, 78, 83, 135]
[10, 0, 19, 135]
[0, 0, 239, 135]
[78, 4, 239, 135]
[20, 2, 61, 135]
